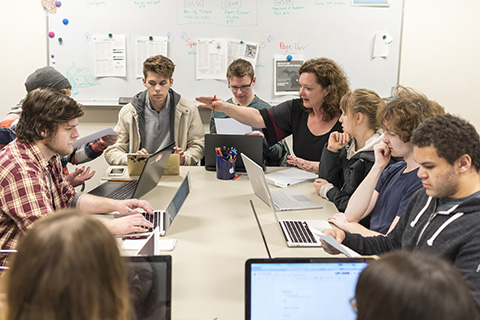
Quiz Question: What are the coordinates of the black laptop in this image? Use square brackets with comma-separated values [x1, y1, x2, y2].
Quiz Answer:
[204, 133, 264, 172]
[245, 257, 371, 320]
[88, 144, 173, 199]
[125, 255, 172, 320]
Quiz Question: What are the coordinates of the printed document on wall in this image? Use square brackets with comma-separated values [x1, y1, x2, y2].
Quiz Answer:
[196, 38, 228, 80]
[136, 36, 168, 78]
[227, 40, 259, 68]
[93, 34, 126, 77]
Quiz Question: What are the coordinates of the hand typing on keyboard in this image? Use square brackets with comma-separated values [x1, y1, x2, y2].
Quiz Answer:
[104, 199, 155, 235]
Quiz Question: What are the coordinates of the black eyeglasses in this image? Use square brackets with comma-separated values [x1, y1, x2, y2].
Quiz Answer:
[129, 269, 154, 282]
[228, 79, 253, 91]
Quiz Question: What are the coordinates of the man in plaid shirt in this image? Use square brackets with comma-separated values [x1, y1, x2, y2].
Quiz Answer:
[0, 88, 154, 266]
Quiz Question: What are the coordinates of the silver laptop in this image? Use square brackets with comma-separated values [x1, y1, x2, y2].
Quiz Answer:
[88, 143, 173, 199]
[118, 172, 191, 238]
[241, 153, 322, 211]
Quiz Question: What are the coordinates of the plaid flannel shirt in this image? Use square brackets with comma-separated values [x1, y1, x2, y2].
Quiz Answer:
[0, 140, 76, 266]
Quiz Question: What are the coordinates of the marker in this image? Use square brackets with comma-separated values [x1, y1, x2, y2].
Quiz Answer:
[211, 95, 216, 113]
[232, 174, 242, 180]
[104, 178, 132, 182]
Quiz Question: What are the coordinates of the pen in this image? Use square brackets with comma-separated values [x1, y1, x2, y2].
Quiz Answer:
[211, 95, 216, 113]
[104, 179, 132, 182]
[233, 173, 241, 180]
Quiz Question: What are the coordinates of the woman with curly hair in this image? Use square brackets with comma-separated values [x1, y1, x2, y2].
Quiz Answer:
[196, 57, 350, 172]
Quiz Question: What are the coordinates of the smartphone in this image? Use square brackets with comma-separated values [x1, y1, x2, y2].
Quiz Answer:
[109, 167, 125, 176]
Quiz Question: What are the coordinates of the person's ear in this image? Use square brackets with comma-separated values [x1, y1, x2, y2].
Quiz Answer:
[356, 112, 364, 124]
[456, 154, 472, 173]
[251, 76, 256, 86]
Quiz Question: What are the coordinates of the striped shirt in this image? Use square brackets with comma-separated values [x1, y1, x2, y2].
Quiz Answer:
[0, 139, 76, 266]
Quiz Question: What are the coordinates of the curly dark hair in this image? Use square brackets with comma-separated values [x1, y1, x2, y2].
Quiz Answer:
[377, 86, 444, 142]
[412, 114, 480, 171]
[298, 58, 350, 121]
[16, 88, 84, 143]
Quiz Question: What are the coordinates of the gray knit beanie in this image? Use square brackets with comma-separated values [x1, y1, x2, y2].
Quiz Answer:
[24, 66, 72, 92]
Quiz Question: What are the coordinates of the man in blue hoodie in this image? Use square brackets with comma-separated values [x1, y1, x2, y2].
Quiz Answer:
[323, 114, 480, 308]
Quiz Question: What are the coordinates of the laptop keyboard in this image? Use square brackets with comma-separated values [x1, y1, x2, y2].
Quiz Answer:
[106, 180, 138, 199]
[271, 191, 299, 209]
[140, 210, 162, 232]
[281, 220, 317, 244]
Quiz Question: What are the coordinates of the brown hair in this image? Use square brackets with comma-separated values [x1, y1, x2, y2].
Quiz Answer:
[15, 88, 84, 143]
[143, 55, 175, 79]
[355, 251, 480, 320]
[376, 86, 444, 142]
[412, 113, 480, 171]
[340, 89, 384, 130]
[5, 209, 132, 320]
[298, 58, 350, 121]
[226, 58, 254, 80]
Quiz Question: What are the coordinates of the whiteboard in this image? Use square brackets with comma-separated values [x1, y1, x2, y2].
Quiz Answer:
[47, 0, 403, 105]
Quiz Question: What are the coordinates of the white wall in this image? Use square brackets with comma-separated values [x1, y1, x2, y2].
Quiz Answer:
[1, 0, 479, 136]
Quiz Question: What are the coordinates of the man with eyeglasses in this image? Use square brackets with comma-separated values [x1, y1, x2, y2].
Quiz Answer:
[210, 59, 288, 166]
[105, 55, 204, 166]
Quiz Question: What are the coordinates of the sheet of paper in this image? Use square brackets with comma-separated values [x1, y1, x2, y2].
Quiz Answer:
[265, 168, 317, 188]
[196, 38, 228, 80]
[227, 40, 259, 68]
[373, 30, 393, 58]
[73, 127, 117, 148]
[122, 238, 148, 251]
[274, 56, 304, 95]
[135, 36, 168, 78]
[93, 34, 126, 77]
[214, 118, 252, 134]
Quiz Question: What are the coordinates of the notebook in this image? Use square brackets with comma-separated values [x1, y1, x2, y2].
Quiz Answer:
[125, 255, 172, 320]
[204, 133, 264, 172]
[118, 172, 191, 238]
[88, 143, 173, 199]
[241, 153, 322, 211]
[245, 257, 371, 320]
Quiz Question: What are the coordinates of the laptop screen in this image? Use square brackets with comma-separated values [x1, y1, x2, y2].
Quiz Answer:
[125, 255, 172, 320]
[165, 172, 191, 233]
[245, 258, 370, 320]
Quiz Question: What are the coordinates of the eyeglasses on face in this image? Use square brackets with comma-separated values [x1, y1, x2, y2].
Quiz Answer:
[228, 79, 253, 91]
[129, 269, 154, 282]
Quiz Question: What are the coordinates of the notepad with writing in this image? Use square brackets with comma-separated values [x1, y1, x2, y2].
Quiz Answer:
[265, 168, 317, 188]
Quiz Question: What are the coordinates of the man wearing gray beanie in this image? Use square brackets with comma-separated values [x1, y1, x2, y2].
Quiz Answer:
[24, 66, 72, 93]
[0, 66, 118, 188]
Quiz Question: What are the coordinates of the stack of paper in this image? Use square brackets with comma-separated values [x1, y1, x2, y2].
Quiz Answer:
[265, 168, 317, 188]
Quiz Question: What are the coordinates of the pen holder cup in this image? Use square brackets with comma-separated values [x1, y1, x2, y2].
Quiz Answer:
[216, 154, 236, 180]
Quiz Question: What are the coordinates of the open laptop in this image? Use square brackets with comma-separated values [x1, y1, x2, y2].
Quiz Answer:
[88, 143, 173, 199]
[118, 172, 191, 238]
[125, 255, 172, 320]
[245, 257, 371, 320]
[242, 153, 322, 211]
[204, 133, 264, 172]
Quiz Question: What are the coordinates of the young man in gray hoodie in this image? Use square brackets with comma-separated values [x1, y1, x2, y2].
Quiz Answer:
[323, 114, 480, 308]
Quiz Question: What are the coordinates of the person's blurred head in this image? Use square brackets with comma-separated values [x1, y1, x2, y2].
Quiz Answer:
[5, 209, 131, 320]
[24, 66, 72, 96]
[298, 58, 350, 121]
[226, 59, 256, 105]
[339, 88, 383, 136]
[354, 251, 480, 320]
[128, 257, 160, 319]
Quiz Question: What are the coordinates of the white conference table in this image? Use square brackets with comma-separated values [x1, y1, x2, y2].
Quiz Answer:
[113, 166, 339, 320]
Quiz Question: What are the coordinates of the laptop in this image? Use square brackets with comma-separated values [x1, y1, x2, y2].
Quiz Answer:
[204, 133, 264, 172]
[125, 255, 172, 320]
[242, 153, 322, 211]
[88, 143, 173, 199]
[119, 172, 191, 238]
[245, 257, 371, 320]
[250, 198, 329, 248]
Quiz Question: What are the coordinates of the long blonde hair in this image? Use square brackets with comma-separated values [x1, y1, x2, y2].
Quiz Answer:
[4, 209, 131, 320]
